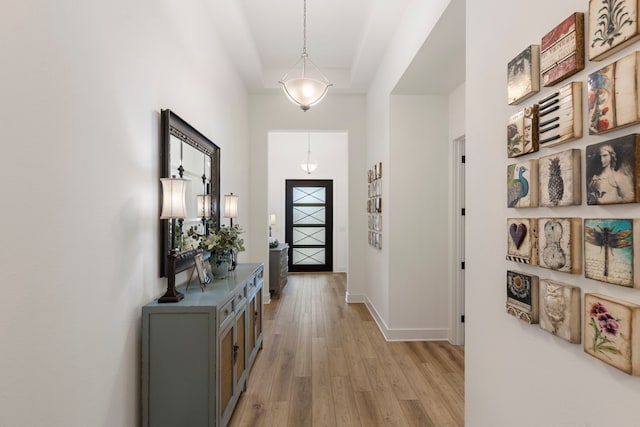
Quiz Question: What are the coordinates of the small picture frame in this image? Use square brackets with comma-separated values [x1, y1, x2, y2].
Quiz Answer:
[506, 270, 539, 324]
[194, 253, 210, 289]
[507, 45, 541, 104]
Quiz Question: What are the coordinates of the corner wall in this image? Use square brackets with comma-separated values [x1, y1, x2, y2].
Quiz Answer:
[466, 1, 640, 425]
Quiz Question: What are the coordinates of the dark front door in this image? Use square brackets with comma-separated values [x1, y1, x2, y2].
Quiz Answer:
[285, 180, 333, 272]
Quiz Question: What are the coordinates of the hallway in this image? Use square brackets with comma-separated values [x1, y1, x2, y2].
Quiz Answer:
[229, 273, 464, 426]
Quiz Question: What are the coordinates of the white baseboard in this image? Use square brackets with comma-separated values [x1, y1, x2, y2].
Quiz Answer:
[345, 292, 367, 303]
[363, 298, 449, 342]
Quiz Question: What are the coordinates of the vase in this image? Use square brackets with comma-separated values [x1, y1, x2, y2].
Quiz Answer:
[210, 252, 231, 279]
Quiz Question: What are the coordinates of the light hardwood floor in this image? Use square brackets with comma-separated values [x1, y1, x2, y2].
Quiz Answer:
[229, 273, 464, 427]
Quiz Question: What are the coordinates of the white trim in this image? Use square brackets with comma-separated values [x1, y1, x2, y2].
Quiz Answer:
[364, 298, 449, 342]
[345, 292, 366, 303]
[449, 134, 465, 345]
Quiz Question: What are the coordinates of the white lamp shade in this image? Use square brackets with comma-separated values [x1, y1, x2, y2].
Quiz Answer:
[224, 193, 239, 219]
[269, 213, 277, 225]
[300, 159, 319, 174]
[196, 194, 211, 218]
[160, 177, 187, 219]
[280, 77, 330, 111]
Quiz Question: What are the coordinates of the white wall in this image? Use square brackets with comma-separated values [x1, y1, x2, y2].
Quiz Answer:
[467, 1, 640, 425]
[248, 95, 366, 300]
[365, 0, 451, 335]
[267, 131, 349, 272]
[0, 1, 249, 425]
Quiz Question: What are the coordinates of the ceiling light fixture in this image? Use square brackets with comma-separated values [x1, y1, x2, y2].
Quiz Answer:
[279, 0, 332, 112]
[300, 133, 318, 174]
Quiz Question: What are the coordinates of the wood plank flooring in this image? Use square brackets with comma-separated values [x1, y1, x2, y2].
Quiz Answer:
[229, 273, 464, 427]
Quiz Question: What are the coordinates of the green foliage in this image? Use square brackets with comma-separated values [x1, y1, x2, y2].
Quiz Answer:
[200, 225, 246, 255]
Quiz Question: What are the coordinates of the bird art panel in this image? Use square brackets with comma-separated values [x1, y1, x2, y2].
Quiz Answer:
[586, 134, 640, 205]
[507, 105, 539, 157]
[541, 12, 585, 87]
[584, 293, 640, 375]
[588, 0, 640, 61]
[507, 218, 538, 265]
[507, 45, 540, 105]
[506, 270, 539, 324]
[538, 82, 583, 147]
[539, 279, 581, 344]
[507, 159, 539, 208]
[588, 52, 640, 134]
[538, 148, 581, 207]
[537, 218, 582, 274]
[584, 219, 640, 287]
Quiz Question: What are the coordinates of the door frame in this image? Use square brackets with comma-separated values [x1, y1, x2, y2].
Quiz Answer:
[451, 135, 465, 345]
[285, 179, 334, 272]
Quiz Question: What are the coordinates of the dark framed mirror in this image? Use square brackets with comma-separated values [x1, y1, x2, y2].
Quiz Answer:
[160, 109, 220, 277]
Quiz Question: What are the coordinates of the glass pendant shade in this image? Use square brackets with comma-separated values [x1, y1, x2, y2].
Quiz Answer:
[224, 193, 239, 219]
[300, 159, 319, 174]
[196, 194, 211, 218]
[281, 76, 330, 112]
[160, 177, 187, 219]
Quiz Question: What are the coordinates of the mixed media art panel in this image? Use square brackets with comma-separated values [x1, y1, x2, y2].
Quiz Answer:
[584, 293, 640, 375]
[588, 0, 640, 61]
[585, 219, 639, 287]
[506, 270, 539, 324]
[539, 279, 581, 343]
[507, 45, 540, 105]
[507, 159, 539, 208]
[541, 12, 585, 86]
[508, 105, 539, 157]
[588, 52, 640, 134]
[586, 134, 640, 205]
[537, 217, 582, 274]
[539, 82, 583, 147]
[507, 218, 538, 265]
[538, 148, 581, 207]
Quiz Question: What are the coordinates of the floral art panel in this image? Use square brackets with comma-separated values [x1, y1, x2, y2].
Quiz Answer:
[588, 0, 640, 61]
[584, 293, 640, 375]
[506, 270, 539, 324]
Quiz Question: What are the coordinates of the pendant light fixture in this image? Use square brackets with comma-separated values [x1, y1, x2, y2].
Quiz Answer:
[279, 0, 332, 112]
[300, 133, 318, 174]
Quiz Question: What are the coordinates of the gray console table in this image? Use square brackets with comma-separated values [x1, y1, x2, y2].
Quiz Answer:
[269, 244, 289, 297]
[142, 263, 264, 427]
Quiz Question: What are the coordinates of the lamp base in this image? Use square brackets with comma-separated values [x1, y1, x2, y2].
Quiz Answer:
[158, 288, 184, 303]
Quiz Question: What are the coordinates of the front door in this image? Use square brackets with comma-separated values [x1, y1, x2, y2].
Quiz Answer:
[285, 180, 333, 272]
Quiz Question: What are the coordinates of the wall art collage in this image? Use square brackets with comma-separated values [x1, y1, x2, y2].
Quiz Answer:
[367, 162, 382, 250]
[505, 2, 640, 376]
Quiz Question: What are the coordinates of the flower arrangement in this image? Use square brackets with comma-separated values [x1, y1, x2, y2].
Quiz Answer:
[200, 225, 245, 255]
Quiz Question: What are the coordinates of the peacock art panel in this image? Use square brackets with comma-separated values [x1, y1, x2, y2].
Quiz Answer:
[539, 149, 581, 207]
[507, 105, 539, 157]
[507, 159, 539, 208]
[507, 218, 539, 265]
[584, 218, 640, 287]
[537, 217, 582, 274]
[584, 293, 640, 375]
[539, 279, 581, 344]
[506, 270, 539, 324]
[588, 0, 640, 61]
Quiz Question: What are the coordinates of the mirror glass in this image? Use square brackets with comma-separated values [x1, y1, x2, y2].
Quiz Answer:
[160, 109, 220, 277]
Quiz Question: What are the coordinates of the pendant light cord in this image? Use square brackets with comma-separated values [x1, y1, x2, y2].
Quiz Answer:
[302, 0, 307, 55]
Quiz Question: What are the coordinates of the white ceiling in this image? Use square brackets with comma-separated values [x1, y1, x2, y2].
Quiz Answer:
[209, 0, 465, 95]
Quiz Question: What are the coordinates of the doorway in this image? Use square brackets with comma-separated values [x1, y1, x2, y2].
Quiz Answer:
[285, 179, 333, 272]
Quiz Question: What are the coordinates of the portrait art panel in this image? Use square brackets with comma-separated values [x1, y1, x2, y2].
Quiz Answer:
[507, 45, 540, 105]
[507, 159, 539, 208]
[588, 0, 640, 61]
[538, 82, 583, 147]
[506, 270, 539, 324]
[537, 218, 582, 274]
[588, 52, 640, 134]
[539, 280, 581, 344]
[539, 148, 581, 207]
[507, 218, 538, 265]
[585, 134, 640, 205]
[585, 219, 640, 287]
[507, 105, 539, 158]
[584, 293, 640, 375]
[541, 12, 585, 86]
